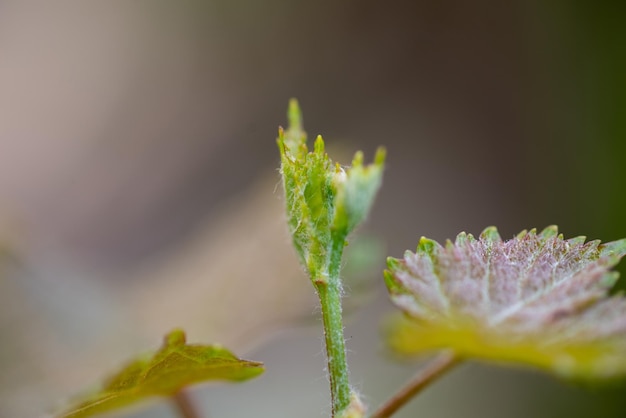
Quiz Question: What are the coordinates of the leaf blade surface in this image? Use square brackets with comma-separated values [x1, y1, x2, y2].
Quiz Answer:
[59, 330, 264, 418]
[385, 227, 626, 379]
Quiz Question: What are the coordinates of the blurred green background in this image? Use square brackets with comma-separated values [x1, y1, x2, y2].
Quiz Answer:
[0, 1, 625, 417]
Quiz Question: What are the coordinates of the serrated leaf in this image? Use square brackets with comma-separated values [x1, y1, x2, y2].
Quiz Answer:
[58, 330, 264, 418]
[385, 226, 626, 379]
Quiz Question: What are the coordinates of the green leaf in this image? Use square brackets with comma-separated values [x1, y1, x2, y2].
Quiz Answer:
[332, 149, 385, 238]
[58, 330, 264, 418]
[385, 226, 626, 379]
[277, 98, 385, 282]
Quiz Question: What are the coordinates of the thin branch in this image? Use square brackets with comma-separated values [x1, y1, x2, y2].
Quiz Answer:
[172, 389, 203, 418]
[371, 351, 460, 418]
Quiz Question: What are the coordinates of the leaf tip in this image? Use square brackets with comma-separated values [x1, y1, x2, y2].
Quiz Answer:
[387, 256, 401, 270]
[600, 238, 626, 259]
[374, 146, 386, 166]
[417, 236, 438, 255]
[383, 269, 399, 293]
[314, 135, 325, 154]
[540, 225, 559, 239]
[287, 98, 302, 130]
[165, 329, 187, 347]
[352, 150, 364, 167]
[568, 235, 587, 245]
[480, 226, 501, 243]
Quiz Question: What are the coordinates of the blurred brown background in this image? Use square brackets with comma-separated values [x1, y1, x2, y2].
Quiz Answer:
[1, 1, 625, 417]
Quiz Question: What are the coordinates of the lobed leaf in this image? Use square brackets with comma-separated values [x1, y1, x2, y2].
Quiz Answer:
[58, 330, 264, 418]
[385, 226, 626, 379]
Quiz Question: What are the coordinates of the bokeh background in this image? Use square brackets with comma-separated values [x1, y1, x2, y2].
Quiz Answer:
[1, 1, 625, 417]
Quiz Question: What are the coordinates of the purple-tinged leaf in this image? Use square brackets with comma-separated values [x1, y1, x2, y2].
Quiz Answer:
[385, 226, 626, 379]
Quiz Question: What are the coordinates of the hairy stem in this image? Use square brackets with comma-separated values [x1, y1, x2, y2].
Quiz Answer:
[172, 389, 202, 418]
[371, 351, 460, 418]
[314, 235, 351, 416]
[316, 280, 350, 415]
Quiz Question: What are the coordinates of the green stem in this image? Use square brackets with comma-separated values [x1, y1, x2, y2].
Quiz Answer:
[370, 351, 460, 418]
[314, 235, 351, 417]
